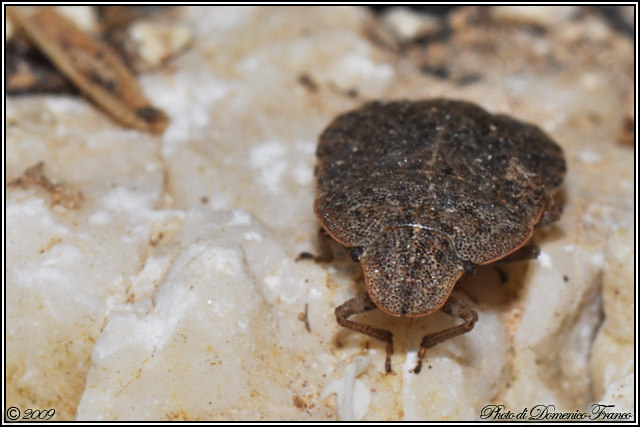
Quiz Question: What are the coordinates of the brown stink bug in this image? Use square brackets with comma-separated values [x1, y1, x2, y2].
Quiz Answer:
[313, 99, 565, 374]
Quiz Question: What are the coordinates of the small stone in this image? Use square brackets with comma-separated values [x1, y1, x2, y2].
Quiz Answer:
[124, 21, 193, 72]
[381, 7, 442, 43]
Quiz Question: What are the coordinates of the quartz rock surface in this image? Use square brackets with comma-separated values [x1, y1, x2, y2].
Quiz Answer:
[76, 208, 335, 420]
[6, 97, 165, 420]
[6, 6, 634, 421]
[593, 374, 635, 421]
[589, 227, 634, 401]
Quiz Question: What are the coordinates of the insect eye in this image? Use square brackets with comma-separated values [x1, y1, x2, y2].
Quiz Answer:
[350, 246, 364, 262]
[463, 261, 476, 276]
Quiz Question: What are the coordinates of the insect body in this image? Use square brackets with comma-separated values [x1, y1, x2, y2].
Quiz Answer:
[313, 99, 565, 373]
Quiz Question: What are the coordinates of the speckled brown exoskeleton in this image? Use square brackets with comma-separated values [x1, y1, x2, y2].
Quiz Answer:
[313, 99, 565, 374]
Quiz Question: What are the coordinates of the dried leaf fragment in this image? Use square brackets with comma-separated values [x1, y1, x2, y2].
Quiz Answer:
[7, 6, 169, 134]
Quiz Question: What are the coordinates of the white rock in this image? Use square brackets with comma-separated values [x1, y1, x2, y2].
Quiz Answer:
[77, 208, 333, 420]
[501, 242, 604, 411]
[402, 295, 510, 420]
[6, 95, 165, 420]
[589, 227, 634, 400]
[382, 7, 441, 43]
[330, 52, 395, 95]
[125, 21, 193, 72]
[5, 189, 162, 421]
[578, 149, 603, 165]
[592, 374, 634, 421]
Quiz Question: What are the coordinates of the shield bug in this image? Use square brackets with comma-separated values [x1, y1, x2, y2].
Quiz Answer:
[313, 99, 565, 373]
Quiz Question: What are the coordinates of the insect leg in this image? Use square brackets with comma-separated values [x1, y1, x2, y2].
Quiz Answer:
[315, 228, 335, 263]
[412, 296, 478, 374]
[335, 292, 394, 373]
